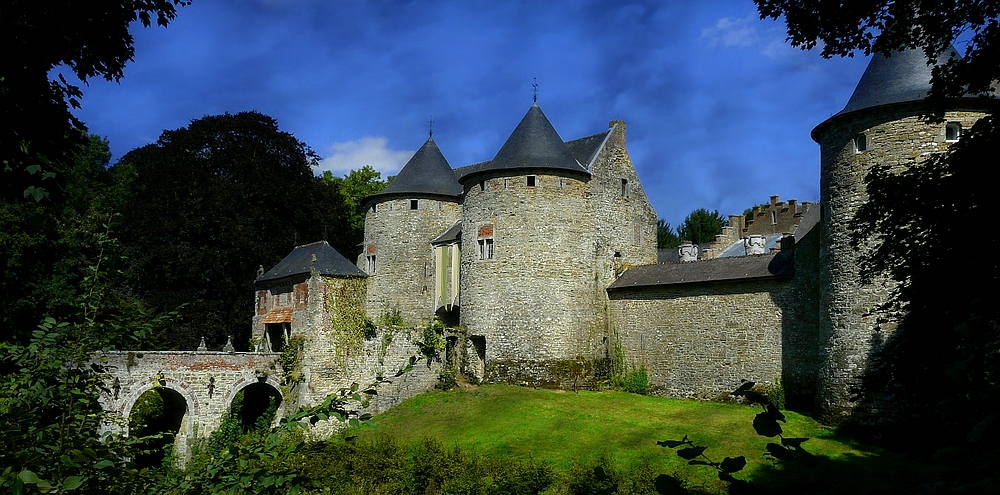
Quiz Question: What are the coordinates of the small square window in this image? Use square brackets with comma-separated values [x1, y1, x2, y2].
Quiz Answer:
[946, 122, 962, 142]
[854, 133, 868, 153]
[526, 175, 536, 187]
[410, 199, 418, 210]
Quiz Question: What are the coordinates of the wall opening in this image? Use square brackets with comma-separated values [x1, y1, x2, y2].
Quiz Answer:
[266, 323, 289, 352]
[854, 133, 868, 153]
[445, 336, 459, 367]
[469, 335, 486, 380]
[946, 122, 962, 142]
[526, 175, 536, 187]
[128, 387, 187, 469]
[410, 199, 418, 210]
[233, 383, 283, 432]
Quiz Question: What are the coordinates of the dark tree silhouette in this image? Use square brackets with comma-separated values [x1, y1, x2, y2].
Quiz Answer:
[115, 111, 350, 350]
[677, 208, 725, 245]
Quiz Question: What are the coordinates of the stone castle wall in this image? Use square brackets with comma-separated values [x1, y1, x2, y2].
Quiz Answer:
[460, 170, 603, 383]
[361, 197, 462, 325]
[815, 107, 987, 423]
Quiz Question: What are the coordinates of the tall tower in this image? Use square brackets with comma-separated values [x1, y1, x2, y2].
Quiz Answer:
[361, 135, 463, 325]
[811, 47, 989, 423]
[458, 103, 600, 383]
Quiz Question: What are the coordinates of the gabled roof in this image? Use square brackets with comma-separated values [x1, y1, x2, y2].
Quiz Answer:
[256, 241, 365, 284]
[813, 45, 967, 139]
[565, 129, 612, 171]
[607, 251, 793, 290]
[367, 136, 462, 202]
[460, 103, 588, 182]
[431, 220, 462, 245]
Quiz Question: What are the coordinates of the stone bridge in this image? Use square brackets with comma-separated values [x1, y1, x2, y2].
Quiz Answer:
[97, 350, 285, 458]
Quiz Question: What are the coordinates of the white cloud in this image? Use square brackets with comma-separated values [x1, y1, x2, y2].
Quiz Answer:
[701, 15, 760, 48]
[318, 137, 413, 177]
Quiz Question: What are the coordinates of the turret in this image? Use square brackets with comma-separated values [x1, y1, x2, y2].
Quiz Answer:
[812, 46, 990, 424]
[360, 135, 462, 325]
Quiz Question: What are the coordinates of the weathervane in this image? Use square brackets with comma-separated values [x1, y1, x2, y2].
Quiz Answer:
[532, 78, 538, 103]
[428, 115, 434, 138]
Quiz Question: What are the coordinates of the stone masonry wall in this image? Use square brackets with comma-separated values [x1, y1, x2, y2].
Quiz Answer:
[815, 107, 988, 423]
[361, 197, 462, 325]
[608, 278, 798, 399]
[460, 170, 601, 384]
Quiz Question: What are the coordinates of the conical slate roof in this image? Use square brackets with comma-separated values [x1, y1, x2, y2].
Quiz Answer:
[368, 136, 462, 201]
[462, 103, 587, 181]
[256, 241, 364, 284]
[835, 45, 962, 117]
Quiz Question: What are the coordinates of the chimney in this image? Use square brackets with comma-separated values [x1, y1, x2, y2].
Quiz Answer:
[678, 243, 698, 262]
[770, 195, 779, 208]
[609, 120, 626, 148]
[745, 235, 766, 255]
[728, 214, 743, 231]
[788, 199, 798, 214]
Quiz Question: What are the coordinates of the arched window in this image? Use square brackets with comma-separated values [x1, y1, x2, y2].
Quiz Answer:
[854, 133, 868, 153]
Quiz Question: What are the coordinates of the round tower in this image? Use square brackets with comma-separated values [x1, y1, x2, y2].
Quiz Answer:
[458, 103, 599, 384]
[361, 135, 462, 325]
[811, 46, 990, 423]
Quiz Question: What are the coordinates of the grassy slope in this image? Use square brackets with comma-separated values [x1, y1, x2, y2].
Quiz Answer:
[353, 385, 945, 494]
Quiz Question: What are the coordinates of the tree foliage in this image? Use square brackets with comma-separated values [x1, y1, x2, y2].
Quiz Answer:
[657, 219, 680, 249]
[114, 111, 350, 351]
[322, 165, 391, 250]
[755, 0, 1000, 450]
[1, 0, 190, 202]
[677, 208, 725, 245]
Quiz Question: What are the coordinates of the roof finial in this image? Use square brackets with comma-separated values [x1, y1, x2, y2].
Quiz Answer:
[428, 115, 434, 138]
[532, 78, 538, 103]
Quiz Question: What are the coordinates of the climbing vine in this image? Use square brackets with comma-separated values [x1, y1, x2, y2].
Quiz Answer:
[326, 277, 374, 359]
[414, 319, 447, 360]
[275, 334, 305, 390]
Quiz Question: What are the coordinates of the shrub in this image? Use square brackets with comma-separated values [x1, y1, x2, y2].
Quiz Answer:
[622, 365, 649, 395]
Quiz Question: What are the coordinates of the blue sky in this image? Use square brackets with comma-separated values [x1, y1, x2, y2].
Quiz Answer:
[67, 0, 870, 227]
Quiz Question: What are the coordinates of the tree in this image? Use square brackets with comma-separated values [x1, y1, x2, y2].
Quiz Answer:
[115, 112, 350, 351]
[322, 165, 392, 250]
[755, 0, 999, 451]
[1, 1, 190, 203]
[657, 219, 680, 249]
[677, 208, 725, 245]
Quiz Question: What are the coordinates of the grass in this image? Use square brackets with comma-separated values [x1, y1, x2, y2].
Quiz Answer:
[352, 385, 951, 494]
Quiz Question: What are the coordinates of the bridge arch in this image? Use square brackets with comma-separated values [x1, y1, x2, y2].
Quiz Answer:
[222, 374, 286, 430]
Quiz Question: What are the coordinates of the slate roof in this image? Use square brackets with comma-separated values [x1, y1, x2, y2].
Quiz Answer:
[256, 241, 365, 284]
[565, 130, 612, 171]
[431, 220, 462, 245]
[813, 45, 967, 139]
[460, 103, 588, 182]
[367, 136, 462, 201]
[607, 251, 793, 290]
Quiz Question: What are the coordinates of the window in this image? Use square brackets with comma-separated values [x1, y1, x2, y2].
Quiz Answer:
[558, 178, 566, 188]
[478, 238, 494, 260]
[504, 178, 510, 189]
[410, 199, 418, 210]
[366, 254, 376, 274]
[477, 224, 494, 260]
[479, 180, 485, 191]
[854, 133, 868, 153]
[621, 178, 629, 198]
[526, 175, 536, 187]
[771, 210, 777, 225]
[946, 122, 962, 142]
[371, 204, 377, 213]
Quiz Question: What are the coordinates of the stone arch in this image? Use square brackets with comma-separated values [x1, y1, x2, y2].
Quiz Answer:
[120, 380, 199, 437]
[222, 374, 286, 429]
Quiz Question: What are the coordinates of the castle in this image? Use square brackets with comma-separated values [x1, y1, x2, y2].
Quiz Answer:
[100, 45, 992, 449]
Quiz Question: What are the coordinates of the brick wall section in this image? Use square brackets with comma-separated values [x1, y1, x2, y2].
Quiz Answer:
[814, 107, 988, 423]
[361, 197, 462, 325]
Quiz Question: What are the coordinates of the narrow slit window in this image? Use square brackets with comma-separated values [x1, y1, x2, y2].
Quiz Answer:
[771, 210, 777, 225]
[854, 133, 868, 153]
[410, 199, 418, 210]
[946, 122, 962, 142]
[504, 178, 510, 189]
[366, 254, 376, 274]
[479, 180, 485, 191]
[621, 178, 629, 198]
[526, 175, 536, 187]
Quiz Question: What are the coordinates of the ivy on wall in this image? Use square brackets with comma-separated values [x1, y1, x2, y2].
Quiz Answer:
[325, 277, 374, 360]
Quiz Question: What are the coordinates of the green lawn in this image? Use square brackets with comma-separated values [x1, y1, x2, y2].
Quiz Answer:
[352, 385, 947, 494]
